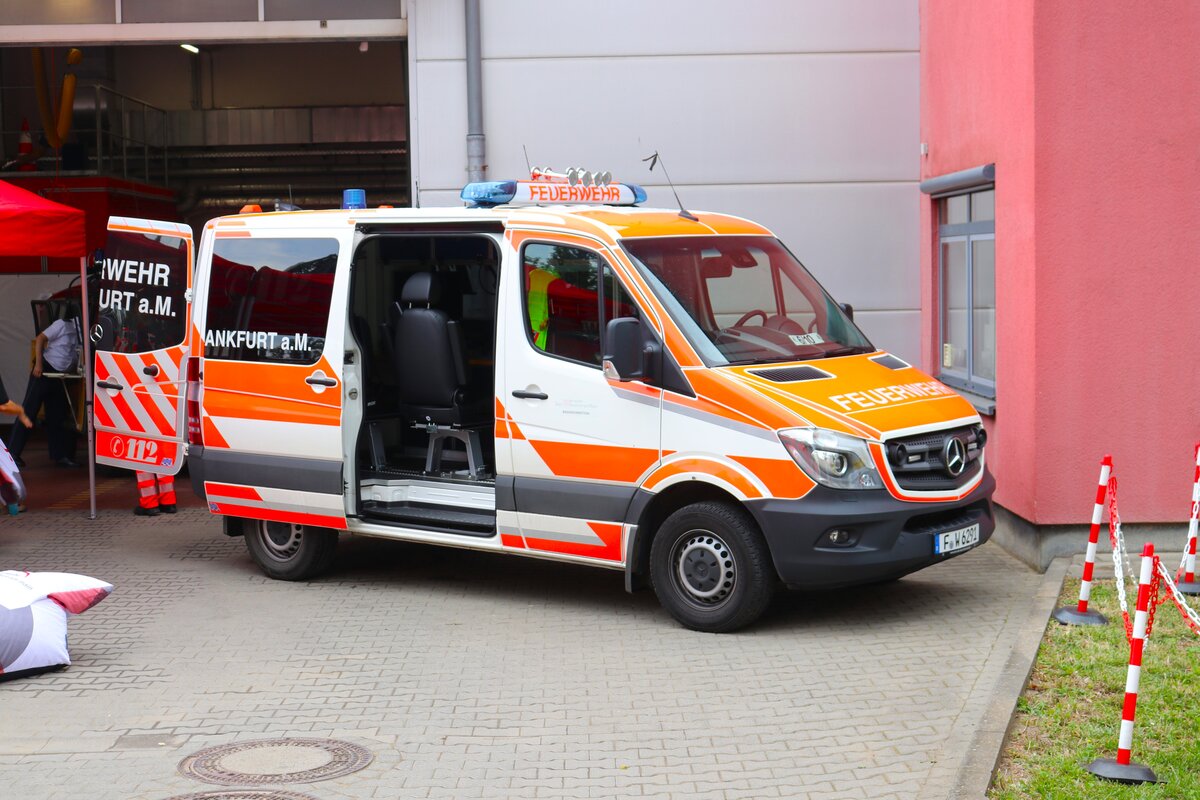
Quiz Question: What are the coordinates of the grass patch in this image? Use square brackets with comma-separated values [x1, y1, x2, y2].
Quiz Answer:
[989, 578, 1200, 799]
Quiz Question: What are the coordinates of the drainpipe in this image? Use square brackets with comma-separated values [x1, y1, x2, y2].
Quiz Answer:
[465, 0, 486, 182]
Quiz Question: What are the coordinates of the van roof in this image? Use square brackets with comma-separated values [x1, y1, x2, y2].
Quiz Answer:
[210, 205, 774, 245]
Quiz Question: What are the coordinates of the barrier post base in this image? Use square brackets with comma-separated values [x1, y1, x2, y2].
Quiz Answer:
[1052, 606, 1107, 626]
[1085, 758, 1159, 785]
[1176, 580, 1200, 596]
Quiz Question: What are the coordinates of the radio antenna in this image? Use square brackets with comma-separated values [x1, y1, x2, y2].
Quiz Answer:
[642, 151, 697, 221]
[522, 144, 532, 175]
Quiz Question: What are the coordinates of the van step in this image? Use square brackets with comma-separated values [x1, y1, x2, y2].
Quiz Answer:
[361, 501, 495, 536]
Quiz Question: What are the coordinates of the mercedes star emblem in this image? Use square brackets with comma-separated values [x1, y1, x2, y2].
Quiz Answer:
[943, 436, 968, 477]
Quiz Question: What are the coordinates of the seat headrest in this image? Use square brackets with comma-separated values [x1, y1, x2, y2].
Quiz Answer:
[401, 272, 441, 306]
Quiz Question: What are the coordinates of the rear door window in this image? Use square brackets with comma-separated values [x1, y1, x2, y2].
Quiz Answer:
[204, 237, 340, 363]
[97, 230, 189, 353]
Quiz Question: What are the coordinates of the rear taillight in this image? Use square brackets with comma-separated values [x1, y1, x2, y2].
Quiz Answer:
[186, 356, 203, 446]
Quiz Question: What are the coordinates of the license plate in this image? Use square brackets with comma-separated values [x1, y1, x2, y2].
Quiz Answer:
[934, 523, 980, 555]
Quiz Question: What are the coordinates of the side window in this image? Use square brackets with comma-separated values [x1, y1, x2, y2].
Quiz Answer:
[522, 243, 603, 366]
[205, 237, 339, 364]
[97, 231, 189, 353]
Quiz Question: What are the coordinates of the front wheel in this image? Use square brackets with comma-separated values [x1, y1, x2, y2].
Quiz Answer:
[650, 501, 776, 632]
[244, 520, 338, 581]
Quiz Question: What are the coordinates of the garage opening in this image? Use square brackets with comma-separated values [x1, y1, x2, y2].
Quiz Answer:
[0, 39, 410, 446]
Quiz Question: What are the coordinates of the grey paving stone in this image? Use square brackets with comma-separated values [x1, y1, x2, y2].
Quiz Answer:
[0, 506, 1047, 799]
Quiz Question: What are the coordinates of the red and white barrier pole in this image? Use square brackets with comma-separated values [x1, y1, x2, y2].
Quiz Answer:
[1086, 543, 1159, 785]
[1179, 444, 1200, 596]
[1054, 455, 1113, 626]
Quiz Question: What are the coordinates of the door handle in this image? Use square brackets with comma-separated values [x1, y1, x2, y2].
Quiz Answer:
[97, 380, 124, 391]
[142, 365, 159, 377]
[306, 376, 338, 387]
[512, 389, 548, 400]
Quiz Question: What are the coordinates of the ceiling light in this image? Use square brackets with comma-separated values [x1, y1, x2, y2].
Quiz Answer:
[180, 44, 199, 54]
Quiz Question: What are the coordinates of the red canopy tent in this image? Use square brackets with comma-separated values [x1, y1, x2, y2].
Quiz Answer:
[0, 179, 98, 517]
[0, 179, 87, 257]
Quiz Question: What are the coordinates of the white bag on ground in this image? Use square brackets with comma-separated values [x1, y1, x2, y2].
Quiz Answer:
[0, 570, 112, 679]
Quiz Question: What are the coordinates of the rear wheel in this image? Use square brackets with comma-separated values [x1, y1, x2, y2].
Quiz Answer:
[244, 520, 338, 580]
[650, 501, 776, 633]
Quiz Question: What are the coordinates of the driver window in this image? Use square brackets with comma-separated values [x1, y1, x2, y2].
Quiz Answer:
[705, 248, 775, 328]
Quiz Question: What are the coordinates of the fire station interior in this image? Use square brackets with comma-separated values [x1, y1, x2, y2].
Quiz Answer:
[349, 233, 501, 535]
[0, 41, 410, 229]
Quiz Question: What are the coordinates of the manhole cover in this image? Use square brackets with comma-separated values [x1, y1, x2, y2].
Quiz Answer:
[178, 738, 373, 786]
[165, 792, 319, 800]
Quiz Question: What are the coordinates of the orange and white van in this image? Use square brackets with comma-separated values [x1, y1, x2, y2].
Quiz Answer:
[92, 172, 994, 632]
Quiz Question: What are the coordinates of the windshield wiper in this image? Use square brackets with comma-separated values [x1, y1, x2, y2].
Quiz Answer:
[821, 345, 873, 358]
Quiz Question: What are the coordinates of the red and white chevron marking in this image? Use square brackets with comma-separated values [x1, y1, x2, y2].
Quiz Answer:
[93, 349, 182, 438]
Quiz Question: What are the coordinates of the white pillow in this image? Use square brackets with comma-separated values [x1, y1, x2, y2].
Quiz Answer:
[0, 571, 113, 679]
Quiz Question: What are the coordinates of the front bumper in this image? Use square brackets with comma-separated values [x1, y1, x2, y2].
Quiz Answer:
[746, 470, 995, 590]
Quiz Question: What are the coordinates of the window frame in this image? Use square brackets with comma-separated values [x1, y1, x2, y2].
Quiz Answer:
[936, 186, 995, 399]
[517, 239, 641, 370]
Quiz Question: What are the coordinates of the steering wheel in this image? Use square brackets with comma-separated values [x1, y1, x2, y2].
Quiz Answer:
[733, 309, 769, 327]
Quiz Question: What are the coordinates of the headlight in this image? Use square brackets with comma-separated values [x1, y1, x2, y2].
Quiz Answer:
[779, 428, 882, 490]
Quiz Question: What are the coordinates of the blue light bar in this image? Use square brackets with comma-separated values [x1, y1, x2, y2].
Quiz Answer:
[461, 181, 517, 208]
[342, 188, 366, 210]
[629, 183, 647, 205]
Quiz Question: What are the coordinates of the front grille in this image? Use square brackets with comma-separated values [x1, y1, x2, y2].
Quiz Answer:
[885, 424, 985, 491]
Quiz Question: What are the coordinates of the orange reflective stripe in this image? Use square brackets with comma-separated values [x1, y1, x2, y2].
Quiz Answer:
[524, 521, 622, 562]
[527, 440, 659, 483]
[642, 458, 763, 499]
[728, 456, 815, 500]
[205, 483, 263, 501]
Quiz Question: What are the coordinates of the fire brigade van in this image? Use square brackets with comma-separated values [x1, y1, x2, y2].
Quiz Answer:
[91, 172, 994, 632]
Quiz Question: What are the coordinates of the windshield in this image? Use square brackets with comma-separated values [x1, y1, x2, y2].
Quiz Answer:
[620, 235, 873, 365]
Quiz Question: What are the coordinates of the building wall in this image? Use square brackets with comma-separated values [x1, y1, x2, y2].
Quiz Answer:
[409, 0, 923, 362]
[1031, 2, 1200, 523]
[919, 0, 1037, 518]
[921, 0, 1200, 524]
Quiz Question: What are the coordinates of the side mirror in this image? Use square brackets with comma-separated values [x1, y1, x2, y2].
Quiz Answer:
[603, 317, 643, 381]
[840, 302, 854, 321]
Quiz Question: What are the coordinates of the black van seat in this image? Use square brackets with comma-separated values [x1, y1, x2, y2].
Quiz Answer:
[391, 272, 490, 477]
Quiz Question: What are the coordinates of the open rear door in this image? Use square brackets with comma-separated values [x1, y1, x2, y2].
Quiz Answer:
[92, 217, 193, 474]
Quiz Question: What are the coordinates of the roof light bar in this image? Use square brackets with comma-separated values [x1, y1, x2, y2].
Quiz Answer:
[462, 169, 646, 208]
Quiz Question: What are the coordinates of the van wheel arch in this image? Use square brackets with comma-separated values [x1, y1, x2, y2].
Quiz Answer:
[243, 518, 339, 581]
[628, 481, 749, 592]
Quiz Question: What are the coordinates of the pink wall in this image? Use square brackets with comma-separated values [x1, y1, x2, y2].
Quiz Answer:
[920, 0, 1038, 519]
[921, 1, 1200, 524]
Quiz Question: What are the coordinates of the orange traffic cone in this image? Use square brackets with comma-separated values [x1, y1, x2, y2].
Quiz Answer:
[17, 117, 36, 171]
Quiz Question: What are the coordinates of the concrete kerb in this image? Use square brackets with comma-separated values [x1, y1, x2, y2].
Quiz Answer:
[944, 555, 1070, 799]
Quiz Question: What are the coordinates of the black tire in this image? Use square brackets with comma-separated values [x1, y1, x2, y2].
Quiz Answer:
[649, 501, 776, 633]
[244, 520, 338, 581]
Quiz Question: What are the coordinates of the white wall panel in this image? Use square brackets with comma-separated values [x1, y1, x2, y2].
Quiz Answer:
[647, 183, 920, 311]
[850, 310, 921, 365]
[417, 53, 917, 190]
[416, 0, 917, 61]
[409, 0, 921, 362]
